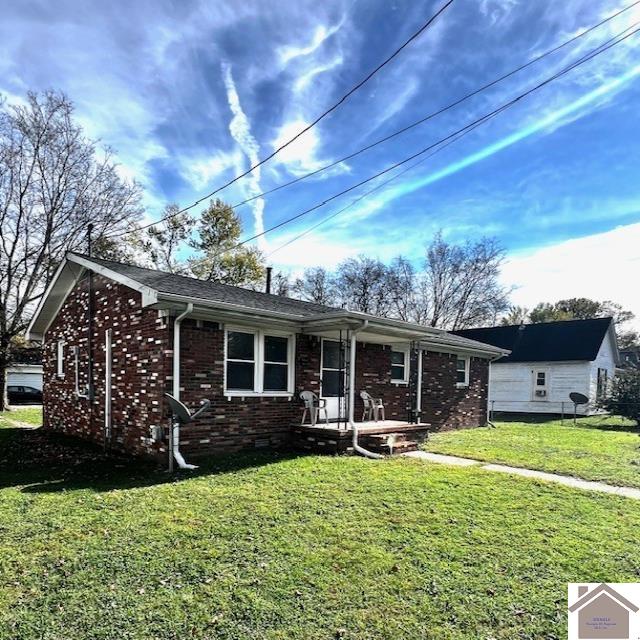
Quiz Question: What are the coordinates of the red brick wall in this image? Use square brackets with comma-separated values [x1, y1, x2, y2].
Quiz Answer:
[174, 322, 322, 456]
[421, 351, 489, 430]
[43, 274, 168, 457]
[43, 272, 489, 460]
[354, 344, 489, 430]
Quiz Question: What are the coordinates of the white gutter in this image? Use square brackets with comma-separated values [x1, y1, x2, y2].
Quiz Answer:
[348, 320, 384, 460]
[486, 353, 504, 427]
[171, 303, 197, 470]
[416, 347, 423, 415]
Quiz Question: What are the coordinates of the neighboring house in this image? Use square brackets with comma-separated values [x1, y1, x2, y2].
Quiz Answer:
[7, 346, 43, 391]
[454, 318, 619, 415]
[27, 253, 506, 463]
[619, 346, 640, 369]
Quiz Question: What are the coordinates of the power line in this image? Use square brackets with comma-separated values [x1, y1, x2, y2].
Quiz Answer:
[215, 24, 640, 257]
[266, 22, 640, 260]
[107, 0, 640, 241]
[108, 0, 455, 240]
[265, 117, 499, 259]
[232, 0, 640, 209]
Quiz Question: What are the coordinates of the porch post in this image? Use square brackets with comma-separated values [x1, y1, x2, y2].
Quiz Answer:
[416, 347, 423, 416]
[348, 330, 357, 426]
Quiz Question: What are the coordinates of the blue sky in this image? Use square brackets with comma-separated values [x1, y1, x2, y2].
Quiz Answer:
[2, 0, 640, 325]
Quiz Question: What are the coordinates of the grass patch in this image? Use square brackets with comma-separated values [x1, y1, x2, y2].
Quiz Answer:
[1, 448, 640, 639]
[425, 416, 640, 488]
[0, 406, 42, 428]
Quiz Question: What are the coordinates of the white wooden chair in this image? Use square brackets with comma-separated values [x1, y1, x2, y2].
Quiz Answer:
[300, 391, 329, 426]
[360, 390, 386, 422]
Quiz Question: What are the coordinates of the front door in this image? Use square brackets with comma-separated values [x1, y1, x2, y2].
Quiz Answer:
[320, 339, 346, 420]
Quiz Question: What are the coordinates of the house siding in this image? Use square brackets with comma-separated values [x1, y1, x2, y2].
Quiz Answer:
[42, 272, 491, 461]
[489, 361, 592, 415]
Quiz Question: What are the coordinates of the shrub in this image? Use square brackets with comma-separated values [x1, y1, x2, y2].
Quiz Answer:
[598, 369, 640, 425]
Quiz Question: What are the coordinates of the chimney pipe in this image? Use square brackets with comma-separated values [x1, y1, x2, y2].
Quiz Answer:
[266, 266, 273, 294]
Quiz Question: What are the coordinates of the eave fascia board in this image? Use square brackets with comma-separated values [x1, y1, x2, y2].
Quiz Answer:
[420, 340, 510, 358]
[302, 310, 453, 338]
[156, 293, 309, 323]
[158, 304, 302, 330]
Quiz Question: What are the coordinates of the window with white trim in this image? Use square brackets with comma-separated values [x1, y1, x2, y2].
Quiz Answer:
[56, 340, 65, 377]
[391, 347, 409, 383]
[456, 356, 469, 386]
[225, 328, 294, 394]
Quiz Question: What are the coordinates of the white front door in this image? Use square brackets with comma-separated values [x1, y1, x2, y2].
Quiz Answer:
[320, 339, 346, 420]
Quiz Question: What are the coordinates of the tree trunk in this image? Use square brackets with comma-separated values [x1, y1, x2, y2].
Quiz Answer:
[0, 341, 9, 412]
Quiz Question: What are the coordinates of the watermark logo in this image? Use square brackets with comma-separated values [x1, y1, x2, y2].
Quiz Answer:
[568, 583, 640, 639]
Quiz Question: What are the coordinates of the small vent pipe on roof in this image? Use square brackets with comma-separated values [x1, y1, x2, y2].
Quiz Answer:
[265, 266, 273, 294]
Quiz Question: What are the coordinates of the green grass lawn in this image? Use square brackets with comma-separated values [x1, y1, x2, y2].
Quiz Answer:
[0, 406, 42, 428]
[1, 446, 640, 639]
[425, 415, 640, 488]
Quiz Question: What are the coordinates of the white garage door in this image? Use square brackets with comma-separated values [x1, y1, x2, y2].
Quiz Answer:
[7, 371, 43, 391]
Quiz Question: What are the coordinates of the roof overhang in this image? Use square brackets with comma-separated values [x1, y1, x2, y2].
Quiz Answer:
[25, 252, 510, 359]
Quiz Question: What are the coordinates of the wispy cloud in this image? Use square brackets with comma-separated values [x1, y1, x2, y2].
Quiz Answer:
[220, 61, 266, 248]
[340, 63, 640, 224]
[277, 19, 345, 66]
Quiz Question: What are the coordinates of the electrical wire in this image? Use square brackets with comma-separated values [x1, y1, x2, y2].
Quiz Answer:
[214, 24, 640, 257]
[106, 0, 640, 240]
[231, 0, 640, 210]
[107, 0, 455, 239]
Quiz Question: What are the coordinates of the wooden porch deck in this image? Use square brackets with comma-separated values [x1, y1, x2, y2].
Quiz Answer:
[291, 420, 431, 455]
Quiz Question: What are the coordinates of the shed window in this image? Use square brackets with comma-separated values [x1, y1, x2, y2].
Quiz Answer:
[456, 357, 469, 386]
[536, 372, 546, 387]
[56, 340, 65, 377]
[391, 348, 409, 383]
[225, 328, 293, 395]
[597, 368, 608, 400]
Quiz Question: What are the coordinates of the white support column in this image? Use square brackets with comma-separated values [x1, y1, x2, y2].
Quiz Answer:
[416, 347, 423, 415]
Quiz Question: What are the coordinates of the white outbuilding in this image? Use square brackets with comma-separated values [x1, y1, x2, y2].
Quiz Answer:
[455, 318, 619, 415]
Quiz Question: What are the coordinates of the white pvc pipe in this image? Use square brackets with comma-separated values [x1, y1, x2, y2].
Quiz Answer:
[416, 347, 423, 415]
[172, 303, 197, 470]
[347, 321, 383, 460]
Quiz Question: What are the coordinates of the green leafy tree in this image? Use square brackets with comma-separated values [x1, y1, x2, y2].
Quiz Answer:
[501, 306, 529, 325]
[137, 205, 195, 274]
[597, 369, 640, 425]
[188, 199, 265, 287]
[529, 303, 573, 323]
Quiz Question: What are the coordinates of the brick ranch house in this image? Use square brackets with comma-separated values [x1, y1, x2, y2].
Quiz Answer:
[27, 253, 507, 465]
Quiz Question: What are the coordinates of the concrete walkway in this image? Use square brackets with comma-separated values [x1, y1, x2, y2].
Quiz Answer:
[404, 451, 640, 500]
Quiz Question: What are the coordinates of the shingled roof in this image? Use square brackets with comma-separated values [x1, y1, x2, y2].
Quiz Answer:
[73, 254, 339, 318]
[453, 317, 614, 363]
[27, 253, 509, 357]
